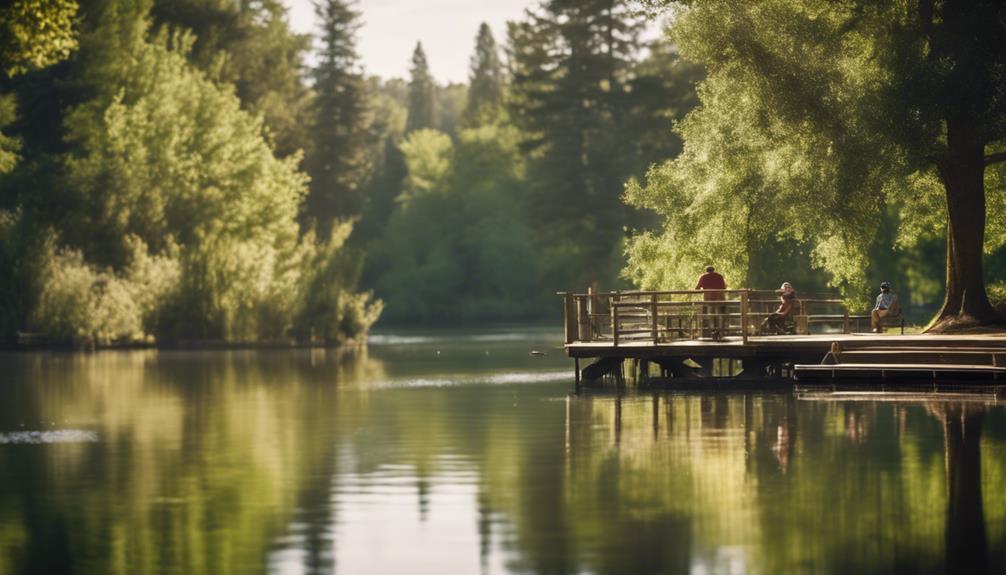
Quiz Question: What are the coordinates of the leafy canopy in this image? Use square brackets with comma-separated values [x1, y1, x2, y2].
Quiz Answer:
[624, 0, 1006, 303]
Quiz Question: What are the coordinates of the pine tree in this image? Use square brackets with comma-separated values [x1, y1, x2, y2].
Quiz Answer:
[406, 42, 436, 133]
[306, 0, 371, 230]
[462, 23, 504, 127]
[508, 0, 644, 288]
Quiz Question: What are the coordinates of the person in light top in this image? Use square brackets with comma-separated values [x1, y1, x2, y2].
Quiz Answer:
[762, 282, 796, 334]
[871, 281, 900, 333]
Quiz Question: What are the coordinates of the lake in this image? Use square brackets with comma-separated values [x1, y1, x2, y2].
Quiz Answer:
[1, 327, 1004, 574]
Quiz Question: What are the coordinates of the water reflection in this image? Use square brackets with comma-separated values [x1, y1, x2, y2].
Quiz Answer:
[1, 335, 1005, 574]
[931, 403, 988, 575]
[587, 393, 1004, 574]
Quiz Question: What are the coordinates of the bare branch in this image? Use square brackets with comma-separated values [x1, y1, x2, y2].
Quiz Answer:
[985, 152, 1006, 166]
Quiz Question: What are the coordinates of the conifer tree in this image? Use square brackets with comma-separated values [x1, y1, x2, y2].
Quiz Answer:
[463, 23, 504, 126]
[509, 0, 644, 288]
[406, 42, 436, 133]
[306, 0, 371, 230]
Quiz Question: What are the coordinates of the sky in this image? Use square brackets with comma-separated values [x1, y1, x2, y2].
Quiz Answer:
[284, 0, 535, 84]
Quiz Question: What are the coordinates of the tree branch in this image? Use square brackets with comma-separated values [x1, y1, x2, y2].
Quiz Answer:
[986, 152, 1006, 166]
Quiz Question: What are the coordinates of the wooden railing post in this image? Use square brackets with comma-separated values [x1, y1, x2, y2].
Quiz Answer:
[651, 293, 658, 343]
[612, 292, 620, 346]
[562, 293, 576, 344]
[577, 293, 591, 342]
[741, 290, 749, 344]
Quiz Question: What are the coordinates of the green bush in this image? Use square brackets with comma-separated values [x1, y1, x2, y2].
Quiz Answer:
[32, 236, 179, 346]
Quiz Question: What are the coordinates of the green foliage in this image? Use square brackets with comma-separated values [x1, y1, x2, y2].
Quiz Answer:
[0, 0, 78, 77]
[150, 0, 314, 158]
[351, 78, 409, 245]
[0, 1, 380, 344]
[0, 211, 47, 340]
[399, 129, 453, 197]
[406, 42, 436, 134]
[305, 0, 372, 227]
[463, 23, 504, 127]
[370, 124, 543, 323]
[0, 96, 19, 175]
[62, 27, 306, 266]
[508, 0, 694, 291]
[293, 224, 383, 342]
[435, 82, 468, 138]
[32, 235, 178, 345]
[624, 0, 1006, 317]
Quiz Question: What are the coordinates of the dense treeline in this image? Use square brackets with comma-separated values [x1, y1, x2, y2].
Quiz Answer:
[361, 1, 703, 323]
[2, 0, 709, 334]
[0, 0, 380, 346]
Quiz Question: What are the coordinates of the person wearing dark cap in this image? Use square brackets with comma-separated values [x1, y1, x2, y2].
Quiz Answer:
[871, 282, 900, 333]
[695, 265, 727, 339]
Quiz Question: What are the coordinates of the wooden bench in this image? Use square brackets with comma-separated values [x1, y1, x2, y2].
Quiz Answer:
[848, 313, 905, 334]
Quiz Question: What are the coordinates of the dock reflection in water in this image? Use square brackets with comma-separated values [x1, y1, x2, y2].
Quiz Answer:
[1, 329, 1005, 574]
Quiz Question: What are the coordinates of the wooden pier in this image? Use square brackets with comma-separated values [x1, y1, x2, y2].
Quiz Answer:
[559, 289, 1006, 386]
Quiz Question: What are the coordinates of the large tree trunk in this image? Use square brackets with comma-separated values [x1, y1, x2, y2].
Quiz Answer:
[928, 116, 998, 332]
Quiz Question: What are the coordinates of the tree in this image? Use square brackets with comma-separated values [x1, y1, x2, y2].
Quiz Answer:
[0, 0, 78, 77]
[150, 0, 314, 158]
[0, 0, 79, 174]
[369, 125, 542, 323]
[508, 0, 645, 289]
[351, 76, 408, 246]
[305, 0, 371, 230]
[463, 23, 504, 126]
[406, 42, 436, 133]
[0, 0, 79, 341]
[630, 0, 1006, 331]
[0, 0, 380, 344]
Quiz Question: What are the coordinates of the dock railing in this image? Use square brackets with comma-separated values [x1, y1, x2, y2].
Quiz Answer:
[560, 289, 856, 346]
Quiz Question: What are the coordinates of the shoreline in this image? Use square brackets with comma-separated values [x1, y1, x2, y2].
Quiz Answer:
[1, 337, 369, 353]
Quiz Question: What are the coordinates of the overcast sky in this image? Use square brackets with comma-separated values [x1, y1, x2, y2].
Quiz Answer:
[284, 0, 535, 84]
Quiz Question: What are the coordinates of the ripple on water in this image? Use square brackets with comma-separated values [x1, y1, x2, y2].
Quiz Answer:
[387, 370, 571, 388]
[0, 429, 99, 444]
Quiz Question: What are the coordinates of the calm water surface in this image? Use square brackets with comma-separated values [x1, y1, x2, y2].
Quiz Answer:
[1, 327, 1005, 574]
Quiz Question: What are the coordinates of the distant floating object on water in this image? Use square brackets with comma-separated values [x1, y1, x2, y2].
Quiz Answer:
[530, 350, 546, 356]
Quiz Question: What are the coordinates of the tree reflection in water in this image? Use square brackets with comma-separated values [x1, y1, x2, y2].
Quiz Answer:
[2, 345, 1006, 575]
[587, 392, 1002, 575]
[929, 402, 989, 574]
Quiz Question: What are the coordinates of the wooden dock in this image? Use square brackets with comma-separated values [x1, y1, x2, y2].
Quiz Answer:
[559, 289, 1006, 386]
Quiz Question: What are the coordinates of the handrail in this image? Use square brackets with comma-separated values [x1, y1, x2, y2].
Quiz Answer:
[562, 288, 854, 345]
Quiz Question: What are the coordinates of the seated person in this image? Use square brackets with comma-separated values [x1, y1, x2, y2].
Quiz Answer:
[762, 282, 796, 334]
[871, 281, 900, 333]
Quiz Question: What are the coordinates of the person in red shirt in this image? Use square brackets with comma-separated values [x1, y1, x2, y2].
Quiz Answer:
[695, 266, 727, 298]
[695, 266, 727, 339]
